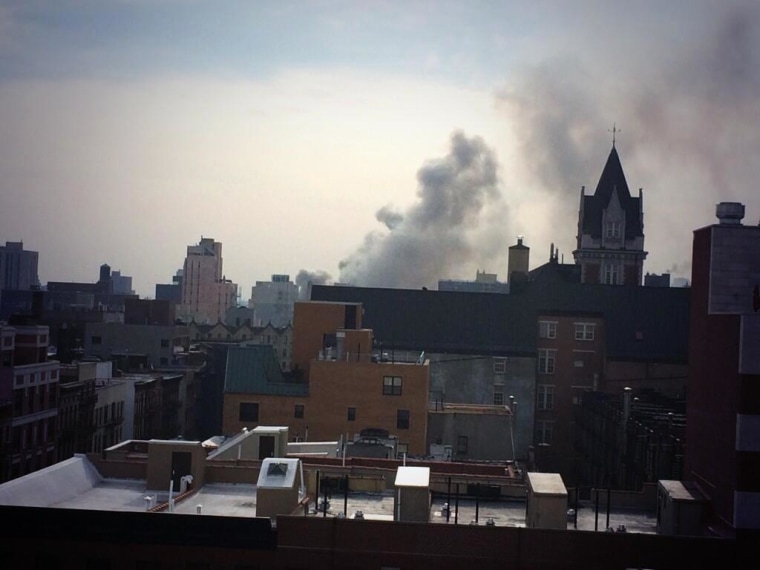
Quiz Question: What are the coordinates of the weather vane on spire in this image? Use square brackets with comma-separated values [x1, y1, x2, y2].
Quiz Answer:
[609, 123, 620, 148]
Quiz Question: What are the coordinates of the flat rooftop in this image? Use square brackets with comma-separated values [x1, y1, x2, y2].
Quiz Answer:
[0, 455, 656, 533]
[320, 491, 656, 533]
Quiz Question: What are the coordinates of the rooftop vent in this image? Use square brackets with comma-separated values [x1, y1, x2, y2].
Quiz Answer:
[716, 202, 745, 225]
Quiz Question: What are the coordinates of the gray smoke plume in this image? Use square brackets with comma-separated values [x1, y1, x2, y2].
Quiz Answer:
[338, 131, 507, 289]
[295, 269, 332, 299]
[497, 2, 760, 280]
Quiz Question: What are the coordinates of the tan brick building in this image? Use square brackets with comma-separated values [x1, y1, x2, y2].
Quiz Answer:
[223, 301, 429, 456]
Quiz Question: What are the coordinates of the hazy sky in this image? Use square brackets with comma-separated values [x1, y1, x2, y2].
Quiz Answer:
[1, 1, 758, 298]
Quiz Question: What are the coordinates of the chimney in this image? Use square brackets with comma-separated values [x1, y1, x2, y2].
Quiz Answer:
[716, 202, 745, 225]
[507, 236, 530, 284]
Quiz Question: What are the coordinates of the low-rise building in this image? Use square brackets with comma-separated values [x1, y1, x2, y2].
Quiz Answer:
[0, 324, 60, 481]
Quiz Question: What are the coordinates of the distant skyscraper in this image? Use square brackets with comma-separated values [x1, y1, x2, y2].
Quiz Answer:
[0, 241, 39, 291]
[573, 145, 647, 285]
[177, 237, 237, 324]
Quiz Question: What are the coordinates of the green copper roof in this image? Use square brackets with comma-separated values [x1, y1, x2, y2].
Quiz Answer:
[224, 345, 308, 396]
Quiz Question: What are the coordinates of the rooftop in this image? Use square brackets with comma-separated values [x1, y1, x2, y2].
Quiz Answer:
[0, 453, 662, 535]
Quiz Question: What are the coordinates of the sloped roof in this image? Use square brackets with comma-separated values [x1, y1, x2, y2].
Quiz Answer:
[582, 147, 643, 239]
[224, 345, 307, 396]
[310, 282, 689, 363]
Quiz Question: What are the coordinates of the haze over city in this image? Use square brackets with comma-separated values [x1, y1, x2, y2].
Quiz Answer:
[1, 1, 758, 297]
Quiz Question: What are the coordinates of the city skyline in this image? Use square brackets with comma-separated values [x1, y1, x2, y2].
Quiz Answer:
[1, 1, 759, 297]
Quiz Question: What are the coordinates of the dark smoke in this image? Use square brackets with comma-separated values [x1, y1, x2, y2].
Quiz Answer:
[295, 269, 332, 299]
[497, 3, 760, 282]
[338, 131, 507, 289]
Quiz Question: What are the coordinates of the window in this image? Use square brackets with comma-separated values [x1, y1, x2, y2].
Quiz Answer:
[537, 385, 554, 410]
[493, 391, 504, 406]
[457, 435, 468, 455]
[91, 336, 102, 345]
[493, 358, 507, 374]
[575, 323, 595, 341]
[603, 263, 620, 285]
[239, 402, 259, 422]
[294, 404, 304, 419]
[383, 376, 402, 395]
[397, 409, 410, 430]
[538, 349, 556, 374]
[536, 421, 554, 445]
[605, 221, 621, 238]
[538, 321, 557, 339]
[347, 407, 356, 421]
[161, 339, 170, 348]
[15, 374, 23, 386]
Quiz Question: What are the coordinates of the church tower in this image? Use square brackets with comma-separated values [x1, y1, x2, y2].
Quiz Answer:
[573, 144, 646, 285]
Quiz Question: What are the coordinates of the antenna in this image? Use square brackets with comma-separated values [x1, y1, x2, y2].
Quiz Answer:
[609, 123, 621, 147]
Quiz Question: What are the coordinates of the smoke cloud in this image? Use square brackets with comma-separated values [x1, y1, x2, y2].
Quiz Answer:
[338, 131, 507, 289]
[295, 269, 333, 299]
[498, 2, 760, 277]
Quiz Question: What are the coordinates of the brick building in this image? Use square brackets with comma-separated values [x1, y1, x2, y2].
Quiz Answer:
[222, 301, 430, 456]
[533, 313, 605, 479]
[685, 202, 760, 535]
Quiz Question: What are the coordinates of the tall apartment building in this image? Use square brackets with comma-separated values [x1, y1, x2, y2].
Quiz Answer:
[686, 202, 760, 535]
[0, 241, 39, 292]
[0, 324, 60, 481]
[177, 237, 237, 324]
[574, 145, 647, 285]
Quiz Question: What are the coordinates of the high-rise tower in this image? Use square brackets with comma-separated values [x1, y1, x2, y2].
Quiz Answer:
[177, 237, 237, 324]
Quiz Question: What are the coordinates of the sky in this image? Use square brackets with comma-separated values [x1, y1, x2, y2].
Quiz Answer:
[1, 1, 758, 298]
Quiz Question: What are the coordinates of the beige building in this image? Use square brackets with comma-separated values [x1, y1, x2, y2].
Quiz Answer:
[177, 237, 238, 324]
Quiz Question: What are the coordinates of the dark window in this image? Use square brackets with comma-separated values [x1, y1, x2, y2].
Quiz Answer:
[239, 402, 259, 422]
[397, 409, 410, 430]
[161, 339, 170, 348]
[457, 435, 468, 454]
[347, 407, 356, 421]
[383, 376, 402, 395]
[344, 304, 357, 329]
[91, 336, 102, 345]
[294, 404, 304, 419]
